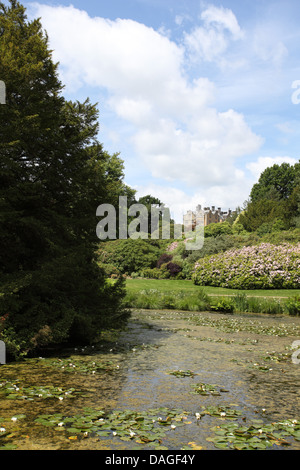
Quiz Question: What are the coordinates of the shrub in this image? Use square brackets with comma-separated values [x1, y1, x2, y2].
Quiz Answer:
[97, 239, 162, 274]
[285, 297, 300, 316]
[166, 262, 182, 277]
[204, 221, 233, 238]
[97, 262, 121, 277]
[140, 268, 161, 279]
[193, 243, 300, 289]
[210, 298, 235, 313]
[157, 253, 173, 268]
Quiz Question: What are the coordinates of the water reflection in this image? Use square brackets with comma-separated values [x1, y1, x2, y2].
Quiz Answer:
[0, 309, 300, 450]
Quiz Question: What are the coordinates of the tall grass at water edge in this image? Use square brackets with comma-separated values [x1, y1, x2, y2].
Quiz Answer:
[124, 289, 300, 316]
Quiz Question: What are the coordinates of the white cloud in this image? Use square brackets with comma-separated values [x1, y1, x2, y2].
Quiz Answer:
[135, 173, 252, 224]
[29, 3, 262, 200]
[246, 156, 299, 181]
[183, 4, 244, 63]
[252, 23, 288, 66]
[133, 108, 262, 187]
[201, 5, 244, 39]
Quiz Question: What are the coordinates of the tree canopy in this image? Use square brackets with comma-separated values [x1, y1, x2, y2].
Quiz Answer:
[0, 0, 129, 358]
[239, 161, 300, 232]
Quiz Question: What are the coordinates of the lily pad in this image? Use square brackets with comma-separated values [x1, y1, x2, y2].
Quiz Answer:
[34, 406, 188, 448]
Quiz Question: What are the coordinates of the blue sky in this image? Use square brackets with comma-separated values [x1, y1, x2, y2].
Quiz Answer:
[13, 1, 300, 221]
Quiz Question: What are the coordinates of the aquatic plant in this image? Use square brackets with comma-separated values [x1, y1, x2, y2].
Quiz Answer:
[190, 383, 229, 396]
[34, 407, 188, 449]
[208, 418, 300, 450]
[0, 381, 82, 400]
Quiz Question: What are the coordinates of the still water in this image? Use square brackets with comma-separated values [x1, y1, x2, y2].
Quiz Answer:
[0, 309, 299, 450]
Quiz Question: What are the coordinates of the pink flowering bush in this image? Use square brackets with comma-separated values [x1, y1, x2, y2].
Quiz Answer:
[193, 243, 300, 289]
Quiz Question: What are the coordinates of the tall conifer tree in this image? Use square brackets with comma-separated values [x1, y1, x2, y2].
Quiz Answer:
[0, 1, 129, 357]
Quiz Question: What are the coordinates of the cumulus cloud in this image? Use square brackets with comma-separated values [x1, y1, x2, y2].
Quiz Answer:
[246, 156, 299, 181]
[134, 174, 251, 224]
[183, 5, 244, 63]
[28, 2, 263, 202]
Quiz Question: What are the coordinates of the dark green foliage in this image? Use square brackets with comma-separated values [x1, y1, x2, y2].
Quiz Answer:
[250, 162, 300, 202]
[238, 199, 287, 232]
[240, 162, 300, 233]
[0, 1, 129, 358]
[97, 239, 164, 274]
[204, 221, 233, 237]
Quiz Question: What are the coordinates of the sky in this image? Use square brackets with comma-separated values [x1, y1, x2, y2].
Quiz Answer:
[11, 0, 300, 222]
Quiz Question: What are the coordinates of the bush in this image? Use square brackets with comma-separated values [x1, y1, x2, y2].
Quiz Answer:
[97, 262, 121, 277]
[204, 222, 233, 238]
[166, 262, 182, 277]
[140, 268, 161, 279]
[193, 243, 300, 289]
[285, 297, 300, 316]
[157, 253, 173, 268]
[97, 239, 163, 274]
[210, 298, 235, 313]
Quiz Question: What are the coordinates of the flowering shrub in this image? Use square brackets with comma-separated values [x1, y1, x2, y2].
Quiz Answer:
[193, 243, 300, 289]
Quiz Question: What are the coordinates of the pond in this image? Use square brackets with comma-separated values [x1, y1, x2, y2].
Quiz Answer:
[0, 309, 300, 450]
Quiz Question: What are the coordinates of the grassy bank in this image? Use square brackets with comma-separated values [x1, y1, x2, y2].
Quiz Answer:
[126, 278, 300, 298]
[125, 278, 300, 315]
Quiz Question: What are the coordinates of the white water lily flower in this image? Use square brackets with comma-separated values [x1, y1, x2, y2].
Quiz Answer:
[0, 427, 6, 432]
[220, 412, 226, 417]
[11, 417, 17, 422]
[129, 430, 136, 437]
[112, 432, 117, 436]
[195, 413, 201, 420]
[58, 422, 64, 427]
[58, 396, 63, 401]
[171, 425, 176, 429]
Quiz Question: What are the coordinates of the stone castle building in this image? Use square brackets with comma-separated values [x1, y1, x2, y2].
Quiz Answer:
[183, 205, 233, 231]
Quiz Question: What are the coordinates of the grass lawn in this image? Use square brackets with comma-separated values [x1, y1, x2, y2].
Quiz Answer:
[126, 278, 300, 299]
